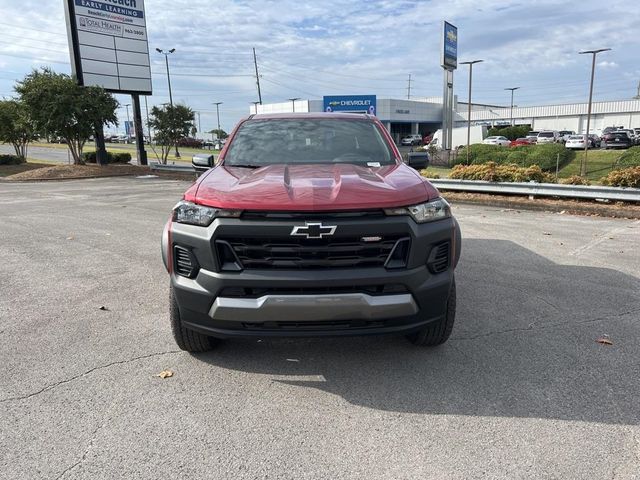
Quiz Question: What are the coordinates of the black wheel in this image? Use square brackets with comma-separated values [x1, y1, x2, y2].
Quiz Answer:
[406, 278, 456, 346]
[170, 286, 216, 352]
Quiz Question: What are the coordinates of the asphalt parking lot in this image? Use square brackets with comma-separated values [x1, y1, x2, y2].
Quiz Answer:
[1, 177, 639, 479]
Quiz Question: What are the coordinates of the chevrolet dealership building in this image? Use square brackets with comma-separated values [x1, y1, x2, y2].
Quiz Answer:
[253, 95, 640, 144]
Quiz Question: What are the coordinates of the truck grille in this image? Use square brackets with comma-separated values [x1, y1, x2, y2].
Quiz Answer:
[216, 235, 409, 270]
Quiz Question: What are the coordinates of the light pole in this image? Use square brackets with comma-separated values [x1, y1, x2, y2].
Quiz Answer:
[156, 48, 176, 107]
[579, 48, 611, 177]
[288, 97, 300, 113]
[251, 101, 261, 114]
[505, 87, 520, 126]
[460, 60, 483, 164]
[156, 48, 179, 157]
[213, 102, 223, 146]
[124, 103, 131, 139]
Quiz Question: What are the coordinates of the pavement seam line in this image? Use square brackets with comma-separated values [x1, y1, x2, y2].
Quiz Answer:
[0, 350, 182, 404]
[452, 307, 640, 341]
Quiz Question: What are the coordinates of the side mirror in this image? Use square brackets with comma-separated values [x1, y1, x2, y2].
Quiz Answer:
[192, 154, 215, 174]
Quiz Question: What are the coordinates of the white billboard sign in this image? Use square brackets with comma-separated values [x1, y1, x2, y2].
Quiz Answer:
[64, 0, 152, 94]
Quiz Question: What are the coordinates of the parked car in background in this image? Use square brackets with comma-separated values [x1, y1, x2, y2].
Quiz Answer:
[536, 131, 560, 144]
[601, 126, 621, 138]
[509, 138, 534, 147]
[565, 135, 590, 149]
[525, 131, 539, 143]
[602, 132, 633, 149]
[616, 129, 637, 145]
[483, 136, 511, 146]
[558, 130, 575, 143]
[401, 134, 423, 146]
[588, 134, 601, 148]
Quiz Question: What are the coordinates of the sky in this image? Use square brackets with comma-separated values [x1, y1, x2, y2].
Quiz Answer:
[0, 0, 639, 135]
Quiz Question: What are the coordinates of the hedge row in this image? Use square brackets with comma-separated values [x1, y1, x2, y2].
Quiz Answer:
[600, 167, 640, 188]
[449, 162, 556, 183]
[82, 151, 132, 164]
[0, 154, 25, 165]
[454, 143, 574, 171]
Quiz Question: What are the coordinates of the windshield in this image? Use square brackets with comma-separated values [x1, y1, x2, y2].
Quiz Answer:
[224, 118, 396, 167]
[538, 132, 554, 137]
[568, 135, 584, 140]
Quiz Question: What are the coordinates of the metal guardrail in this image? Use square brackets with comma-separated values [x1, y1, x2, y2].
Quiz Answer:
[430, 179, 640, 202]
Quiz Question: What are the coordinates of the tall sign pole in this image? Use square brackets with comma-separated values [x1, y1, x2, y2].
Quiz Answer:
[441, 21, 458, 159]
[64, 0, 152, 165]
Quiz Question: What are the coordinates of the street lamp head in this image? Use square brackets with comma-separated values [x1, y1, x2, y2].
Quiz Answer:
[169, 48, 176, 54]
[155, 48, 163, 53]
[460, 59, 484, 66]
[213, 102, 223, 106]
[579, 48, 611, 55]
[505, 87, 520, 91]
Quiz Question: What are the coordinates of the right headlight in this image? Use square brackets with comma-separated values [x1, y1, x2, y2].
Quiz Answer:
[172, 200, 241, 227]
[384, 198, 451, 223]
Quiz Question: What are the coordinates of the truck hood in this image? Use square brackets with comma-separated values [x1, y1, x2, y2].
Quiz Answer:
[188, 163, 437, 211]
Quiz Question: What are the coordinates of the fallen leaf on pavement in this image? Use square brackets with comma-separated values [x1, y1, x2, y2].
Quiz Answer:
[596, 336, 613, 346]
[66, 236, 74, 240]
[99, 306, 109, 311]
[156, 370, 174, 379]
[543, 232, 552, 236]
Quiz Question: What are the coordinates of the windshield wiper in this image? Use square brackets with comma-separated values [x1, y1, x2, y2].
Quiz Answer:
[226, 164, 262, 169]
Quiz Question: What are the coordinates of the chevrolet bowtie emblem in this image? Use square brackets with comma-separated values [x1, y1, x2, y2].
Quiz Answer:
[290, 222, 337, 239]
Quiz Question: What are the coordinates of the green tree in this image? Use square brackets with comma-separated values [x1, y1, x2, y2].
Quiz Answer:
[209, 129, 228, 140]
[0, 100, 36, 159]
[15, 68, 118, 165]
[148, 104, 195, 164]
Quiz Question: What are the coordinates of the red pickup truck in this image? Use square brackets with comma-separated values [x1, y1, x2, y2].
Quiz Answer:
[162, 113, 461, 352]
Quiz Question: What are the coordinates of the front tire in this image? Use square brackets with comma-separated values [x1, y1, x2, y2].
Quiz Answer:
[170, 286, 216, 352]
[406, 279, 456, 346]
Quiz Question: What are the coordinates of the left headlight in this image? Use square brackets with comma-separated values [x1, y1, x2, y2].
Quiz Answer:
[172, 200, 241, 226]
[385, 198, 451, 223]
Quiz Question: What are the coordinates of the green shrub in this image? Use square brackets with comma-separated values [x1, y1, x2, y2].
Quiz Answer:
[420, 169, 440, 179]
[487, 125, 531, 141]
[455, 143, 573, 171]
[111, 152, 131, 163]
[559, 175, 590, 186]
[82, 151, 131, 164]
[617, 146, 640, 167]
[524, 143, 573, 170]
[453, 144, 510, 166]
[449, 162, 556, 183]
[0, 154, 25, 165]
[600, 167, 640, 188]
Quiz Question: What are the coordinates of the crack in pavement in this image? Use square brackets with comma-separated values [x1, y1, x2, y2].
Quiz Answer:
[0, 350, 182, 404]
[452, 307, 640, 341]
[53, 423, 104, 480]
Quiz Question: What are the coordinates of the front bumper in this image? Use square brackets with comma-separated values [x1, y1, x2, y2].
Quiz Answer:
[164, 213, 460, 338]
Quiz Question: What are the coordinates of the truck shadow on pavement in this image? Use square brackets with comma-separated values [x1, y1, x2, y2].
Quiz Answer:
[197, 239, 640, 425]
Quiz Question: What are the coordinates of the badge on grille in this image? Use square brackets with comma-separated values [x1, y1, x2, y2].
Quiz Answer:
[290, 222, 337, 239]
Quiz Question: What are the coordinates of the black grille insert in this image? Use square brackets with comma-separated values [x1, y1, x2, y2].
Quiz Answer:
[174, 246, 198, 278]
[217, 235, 409, 270]
[427, 241, 450, 274]
[219, 284, 409, 298]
